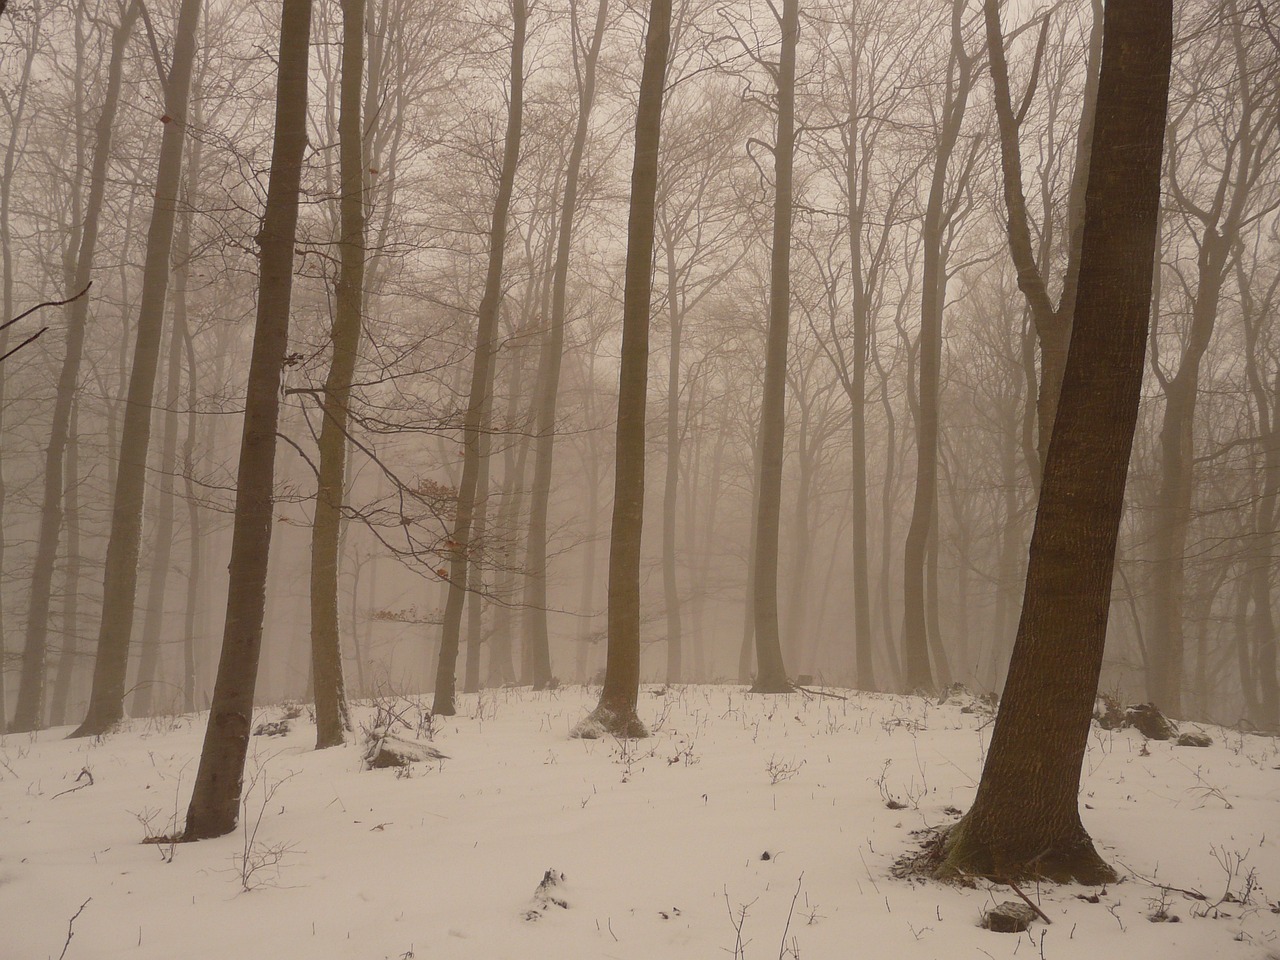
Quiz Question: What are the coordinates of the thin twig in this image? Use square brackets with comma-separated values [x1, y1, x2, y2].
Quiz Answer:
[51, 767, 95, 800]
[57, 898, 91, 960]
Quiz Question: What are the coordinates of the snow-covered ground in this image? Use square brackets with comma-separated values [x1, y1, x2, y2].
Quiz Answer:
[2, 684, 1277, 959]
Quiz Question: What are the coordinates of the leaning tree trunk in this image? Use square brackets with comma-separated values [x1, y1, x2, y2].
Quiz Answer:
[935, 0, 1171, 883]
[74, 0, 202, 737]
[750, 0, 798, 694]
[574, 0, 672, 739]
[11, 1, 139, 734]
[182, 0, 314, 840]
[434, 0, 526, 716]
[523, 0, 608, 692]
[309, 0, 366, 748]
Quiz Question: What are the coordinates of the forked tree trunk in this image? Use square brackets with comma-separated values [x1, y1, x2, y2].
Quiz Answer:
[750, 0, 798, 694]
[309, 0, 366, 748]
[74, 0, 202, 736]
[433, 0, 526, 716]
[575, 0, 672, 739]
[11, 1, 140, 734]
[183, 0, 315, 840]
[936, 0, 1171, 882]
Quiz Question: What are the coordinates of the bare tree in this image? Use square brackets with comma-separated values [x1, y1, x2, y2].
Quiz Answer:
[183, 0, 315, 840]
[934, 0, 1171, 882]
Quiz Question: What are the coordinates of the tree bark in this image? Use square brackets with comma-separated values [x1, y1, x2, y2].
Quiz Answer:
[433, 0, 526, 716]
[936, 0, 1171, 882]
[74, 0, 202, 736]
[183, 0, 314, 840]
[750, 0, 798, 694]
[902, 1, 973, 695]
[309, 0, 365, 748]
[575, 0, 672, 738]
[523, 0, 608, 691]
[12, 0, 140, 734]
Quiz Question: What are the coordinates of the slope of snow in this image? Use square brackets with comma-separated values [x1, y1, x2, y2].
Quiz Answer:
[2, 685, 1277, 959]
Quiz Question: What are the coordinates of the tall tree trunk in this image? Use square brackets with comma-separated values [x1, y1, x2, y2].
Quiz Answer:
[750, 0, 798, 694]
[462, 429, 490, 695]
[48, 401, 82, 727]
[936, 0, 1171, 882]
[179, 299, 202, 713]
[575, 0, 672, 738]
[11, 1, 140, 734]
[74, 0, 202, 736]
[0, 1, 41, 734]
[309, 0, 366, 748]
[662, 228, 683, 683]
[434, 0, 526, 716]
[902, 2, 973, 695]
[130, 297, 185, 717]
[524, 0, 608, 692]
[182, 0, 315, 840]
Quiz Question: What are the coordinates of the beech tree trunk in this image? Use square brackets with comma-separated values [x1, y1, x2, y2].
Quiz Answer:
[309, 0, 365, 748]
[936, 0, 1171, 882]
[750, 0, 798, 694]
[576, 0, 672, 738]
[434, 0, 526, 716]
[74, 0, 202, 736]
[183, 0, 314, 840]
[523, 0, 608, 691]
[11, 1, 139, 734]
[902, 2, 973, 695]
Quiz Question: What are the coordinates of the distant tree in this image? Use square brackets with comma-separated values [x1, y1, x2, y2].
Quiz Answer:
[750, 0, 799, 694]
[934, 0, 1172, 882]
[72, 0, 202, 736]
[574, 0, 672, 738]
[11, 0, 139, 734]
[183, 0, 315, 840]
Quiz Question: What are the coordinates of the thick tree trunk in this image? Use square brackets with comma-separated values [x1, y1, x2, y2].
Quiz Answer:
[434, 0, 526, 716]
[575, 0, 672, 738]
[936, 0, 1171, 882]
[461, 431, 490, 696]
[309, 0, 365, 748]
[74, 0, 202, 736]
[11, 1, 139, 734]
[182, 0, 314, 840]
[750, 0, 798, 695]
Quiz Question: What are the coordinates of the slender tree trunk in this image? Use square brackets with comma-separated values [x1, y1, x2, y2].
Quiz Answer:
[182, 0, 315, 840]
[662, 230, 683, 683]
[74, 0, 202, 736]
[131, 300, 185, 717]
[309, 0, 366, 748]
[575, 0, 672, 738]
[49, 402, 82, 727]
[462, 430, 490, 695]
[902, 3, 972, 695]
[750, 0, 798, 694]
[433, 0, 526, 716]
[524, 0, 608, 692]
[936, 0, 1171, 882]
[11, 2, 140, 734]
[179, 301, 201, 713]
[0, 4, 41, 734]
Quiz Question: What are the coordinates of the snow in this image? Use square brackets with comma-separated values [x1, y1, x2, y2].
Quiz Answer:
[2, 684, 1277, 959]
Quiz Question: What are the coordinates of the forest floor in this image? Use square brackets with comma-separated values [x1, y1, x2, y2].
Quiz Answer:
[2, 684, 1278, 960]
